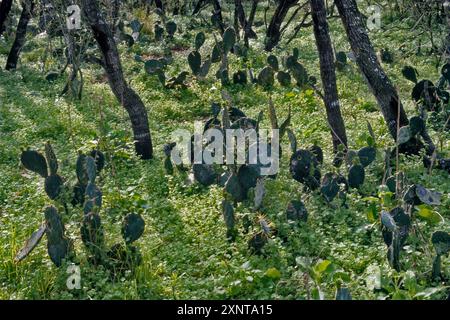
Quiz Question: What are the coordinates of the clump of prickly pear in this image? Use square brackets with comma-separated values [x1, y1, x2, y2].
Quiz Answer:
[21, 143, 65, 200]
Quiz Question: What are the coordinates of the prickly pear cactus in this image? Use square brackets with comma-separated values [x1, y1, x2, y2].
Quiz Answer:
[267, 55, 279, 71]
[90, 149, 105, 173]
[222, 27, 236, 54]
[225, 172, 246, 202]
[233, 70, 247, 84]
[357, 146, 376, 168]
[276, 71, 291, 87]
[193, 164, 217, 187]
[222, 200, 236, 240]
[44, 206, 71, 267]
[195, 32, 205, 50]
[348, 164, 365, 189]
[45, 142, 58, 176]
[188, 50, 202, 75]
[290, 149, 321, 190]
[165, 21, 177, 37]
[289, 61, 308, 86]
[20, 149, 48, 177]
[44, 174, 64, 200]
[81, 212, 105, 263]
[21, 144, 66, 200]
[321, 173, 339, 203]
[286, 200, 308, 222]
[257, 66, 274, 88]
[121, 213, 145, 244]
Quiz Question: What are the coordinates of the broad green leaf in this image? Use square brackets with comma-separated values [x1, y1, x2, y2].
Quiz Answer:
[265, 267, 281, 279]
[314, 260, 332, 274]
[416, 205, 444, 224]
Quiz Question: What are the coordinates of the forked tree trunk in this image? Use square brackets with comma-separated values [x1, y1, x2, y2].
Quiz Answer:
[244, 0, 259, 47]
[265, 0, 298, 51]
[192, 0, 206, 15]
[310, 0, 347, 151]
[212, 0, 225, 34]
[335, 0, 409, 139]
[6, 0, 34, 70]
[235, 0, 246, 30]
[0, 0, 13, 38]
[82, 0, 153, 159]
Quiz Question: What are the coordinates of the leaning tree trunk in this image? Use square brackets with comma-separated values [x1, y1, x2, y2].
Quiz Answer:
[244, 0, 259, 47]
[310, 0, 347, 151]
[235, 0, 246, 30]
[335, 0, 409, 139]
[212, 0, 225, 34]
[5, 0, 34, 70]
[82, 0, 153, 159]
[445, 0, 450, 59]
[265, 0, 298, 51]
[0, 0, 13, 38]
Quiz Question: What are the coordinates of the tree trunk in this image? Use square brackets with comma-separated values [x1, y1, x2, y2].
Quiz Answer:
[233, 0, 240, 36]
[445, 0, 450, 59]
[310, 0, 347, 151]
[192, 0, 206, 15]
[265, 0, 298, 51]
[111, 0, 120, 36]
[235, 0, 246, 29]
[154, 0, 164, 13]
[5, 0, 34, 70]
[81, 0, 153, 159]
[212, 0, 225, 34]
[335, 0, 409, 139]
[244, 0, 259, 47]
[0, 0, 13, 38]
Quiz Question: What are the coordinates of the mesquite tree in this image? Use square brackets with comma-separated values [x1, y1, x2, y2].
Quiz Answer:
[81, 0, 153, 159]
[335, 0, 409, 140]
[192, 0, 225, 34]
[233, 0, 258, 47]
[310, 0, 347, 151]
[0, 0, 13, 38]
[265, 0, 298, 51]
[5, 0, 34, 70]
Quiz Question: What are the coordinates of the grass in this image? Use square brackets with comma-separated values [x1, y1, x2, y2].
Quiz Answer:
[0, 6, 449, 300]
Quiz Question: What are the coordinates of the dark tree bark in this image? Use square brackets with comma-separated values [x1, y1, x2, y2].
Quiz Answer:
[233, 0, 240, 36]
[445, 0, 450, 58]
[111, 0, 120, 35]
[310, 0, 347, 151]
[192, 0, 207, 15]
[81, 0, 153, 159]
[212, 0, 225, 34]
[233, 0, 259, 46]
[235, 0, 246, 29]
[335, 0, 409, 140]
[243, 0, 259, 47]
[0, 0, 13, 38]
[265, 0, 298, 51]
[5, 0, 34, 70]
[154, 0, 164, 13]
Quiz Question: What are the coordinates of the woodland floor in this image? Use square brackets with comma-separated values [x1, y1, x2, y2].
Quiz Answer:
[0, 7, 449, 299]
